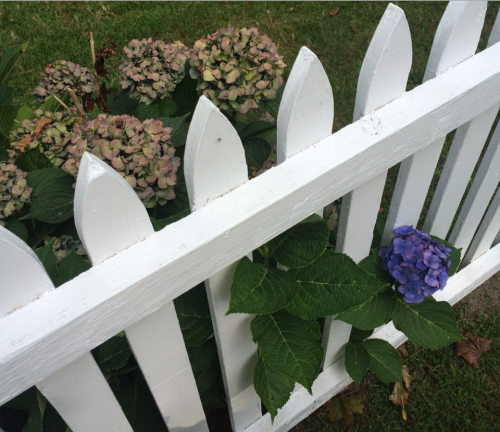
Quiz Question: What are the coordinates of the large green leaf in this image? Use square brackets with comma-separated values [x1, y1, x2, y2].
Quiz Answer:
[0, 82, 13, 105]
[285, 251, 388, 320]
[186, 339, 217, 375]
[263, 86, 284, 119]
[150, 208, 190, 231]
[0, 104, 16, 146]
[227, 256, 301, 315]
[243, 137, 270, 175]
[0, 42, 29, 84]
[0, 145, 8, 162]
[350, 327, 373, 342]
[172, 74, 198, 115]
[135, 98, 178, 121]
[3, 218, 28, 242]
[158, 113, 190, 147]
[107, 89, 140, 116]
[392, 296, 461, 349]
[344, 342, 370, 385]
[22, 168, 75, 223]
[430, 235, 462, 277]
[15, 105, 36, 124]
[254, 353, 295, 420]
[21, 391, 44, 432]
[173, 283, 214, 346]
[15, 147, 52, 172]
[98, 335, 132, 372]
[57, 249, 91, 286]
[34, 238, 58, 285]
[358, 254, 394, 285]
[362, 338, 401, 382]
[267, 214, 329, 269]
[240, 121, 276, 141]
[336, 288, 396, 330]
[250, 309, 324, 392]
[39, 93, 70, 112]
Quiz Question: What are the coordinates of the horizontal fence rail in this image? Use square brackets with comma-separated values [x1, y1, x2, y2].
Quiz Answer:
[1, 40, 500, 408]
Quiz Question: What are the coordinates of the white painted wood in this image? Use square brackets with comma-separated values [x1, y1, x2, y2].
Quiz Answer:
[37, 353, 133, 432]
[322, 3, 412, 370]
[462, 187, 500, 266]
[75, 153, 208, 432]
[0, 226, 53, 317]
[185, 96, 260, 432]
[1, 42, 500, 404]
[422, 103, 500, 238]
[0, 220, 132, 432]
[276, 46, 333, 164]
[448, 119, 500, 256]
[382, 1, 487, 246]
[244, 243, 500, 432]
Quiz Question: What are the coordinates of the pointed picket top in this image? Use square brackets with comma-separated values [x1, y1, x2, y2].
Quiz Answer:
[487, 8, 500, 48]
[185, 96, 248, 210]
[423, 1, 487, 82]
[353, 3, 412, 121]
[74, 152, 153, 266]
[277, 46, 334, 164]
[0, 226, 54, 316]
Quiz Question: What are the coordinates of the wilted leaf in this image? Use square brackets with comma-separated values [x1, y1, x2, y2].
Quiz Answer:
[17, 118, 52, 152]
[326, 395, 363, 426]
[389, 382, 408, 407]
[455, 332, 492, 368]
[397, 344, 409, 359]
[402, 365, 412, 390]
[329, 8, 339, 16]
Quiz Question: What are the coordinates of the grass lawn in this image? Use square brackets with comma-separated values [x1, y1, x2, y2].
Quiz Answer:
[1, 2, 500, 431]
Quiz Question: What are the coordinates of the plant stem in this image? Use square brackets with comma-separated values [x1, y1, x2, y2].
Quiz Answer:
[66, 88, 86, 117]
[53, 95, 69, 110]
[89, 32, 101, 98]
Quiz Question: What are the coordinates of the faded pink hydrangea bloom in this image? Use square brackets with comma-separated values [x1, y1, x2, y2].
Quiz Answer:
[0, 161, 32, 226]
[119, 38, 189, 105]
[190, 26, 286, 114]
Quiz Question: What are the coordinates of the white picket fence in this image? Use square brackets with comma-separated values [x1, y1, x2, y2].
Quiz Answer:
[1, 2, 500, 431]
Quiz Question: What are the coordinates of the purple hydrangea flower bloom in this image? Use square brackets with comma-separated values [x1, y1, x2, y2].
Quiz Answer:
[379, 225, 452, 304]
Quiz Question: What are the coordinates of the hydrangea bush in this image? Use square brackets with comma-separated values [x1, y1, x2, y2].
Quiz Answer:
[44, 235, 88, 262]
[33, 60, 97, 103]
[84, 114, 180, 208]
[0, 162, 32, 226]
[119, 38, 189, 105]
[379, 226, 451, 304]
[189, 26, 286, 114]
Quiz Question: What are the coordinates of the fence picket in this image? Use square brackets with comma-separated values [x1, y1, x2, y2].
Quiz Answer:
[462, 187, 500, 266]
[323, 3, 412, 370]
[185, 96, 260, 432]
[0, 225, 132, 432]
[448, 120, 500, 256]
[382, 1, 488, 246]
[423, 13, 500, 239]
[74, 153, 208, 432]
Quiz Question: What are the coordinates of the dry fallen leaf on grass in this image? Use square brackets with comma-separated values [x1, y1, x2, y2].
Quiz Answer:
[455, 332, 492, 368]
[389, 382, 409, 406]
[326, 395, 363, 426]
[329, 8, 339, 16]
[397, 344, 409, 358]
[402, 365, 412, 390]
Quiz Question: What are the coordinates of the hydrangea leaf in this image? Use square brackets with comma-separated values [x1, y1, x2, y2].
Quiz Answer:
[15, 147, 52, 172]
[392, 296, 461, 349]
[430, 235, 462, 276]
[254, 353, 295, 420]
[239, 121, 276, 141]
[326, 395, 364, 426]
[0, 104, 16, 144]
[358, 254, 394, 285]
[250, 309, 323, 392]
[263, 86, 284, 119]
[174, 283, 214, 346]
[243, 137, 270, 176]
[286, 251, 388, 320]
[186, 339, 217, 375]
[158, 113, 190, 147]
[135, 98, 178, 122]
[345, 342, 370, 385]
[39, 93, 70, 112]
[34, 238, 58, 285]
[0, 145, 8, 162]
[106, 89, 139, 116]
[350, 327, 374, 342]
[150, 208, 190, 231]
[267, 214, 329, 269]
[227, 256, 301, 315]
[361, 338, 401, 382]
[22, 168, 74, 224]
[4, 218, 28, 243]
[0, 42, 29, 85]
[0, 83, 12, 106]
[15, 105, 35, 124]
[172, 75, 198, 115]
[57, 249, 91, 286]
[336, 288, 395, 330]
[98, 334, 132, 372]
